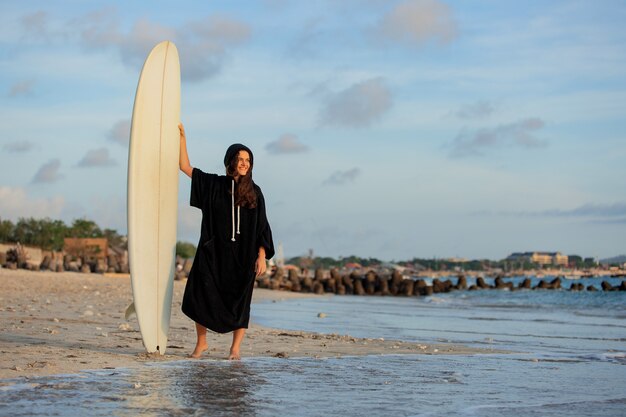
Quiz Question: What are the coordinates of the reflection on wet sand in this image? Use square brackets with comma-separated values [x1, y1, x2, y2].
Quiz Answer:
[119, 360, 266, 416]
[173, 361, 266, 415]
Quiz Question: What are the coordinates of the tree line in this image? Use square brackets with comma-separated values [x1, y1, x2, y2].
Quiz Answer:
[0, 216, 198, 258]
[0, 217, 125, 251]
[286, 255, 384, 270]
[285, 255, 599, 271]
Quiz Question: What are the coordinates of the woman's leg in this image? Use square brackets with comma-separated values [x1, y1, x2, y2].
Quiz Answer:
[190, 322, 208, 358]
[228, 328, 245, 360]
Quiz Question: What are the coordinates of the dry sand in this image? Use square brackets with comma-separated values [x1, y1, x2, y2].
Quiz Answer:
[0, 268, 502, 379]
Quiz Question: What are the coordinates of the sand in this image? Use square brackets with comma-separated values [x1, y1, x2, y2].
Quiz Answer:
[0, 268, 502, 379]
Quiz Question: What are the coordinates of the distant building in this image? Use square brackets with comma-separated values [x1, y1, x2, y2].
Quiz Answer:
[445, 257, 468, 263]
[344, 262, 363, 270]
[63, 238, 108, 262]
[507, 251, 568, 266]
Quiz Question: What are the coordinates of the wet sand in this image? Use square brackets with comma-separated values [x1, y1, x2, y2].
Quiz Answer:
[0, 269, 501, 379]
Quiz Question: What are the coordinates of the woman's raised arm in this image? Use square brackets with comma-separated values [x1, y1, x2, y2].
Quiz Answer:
[179, 123, 193, 178]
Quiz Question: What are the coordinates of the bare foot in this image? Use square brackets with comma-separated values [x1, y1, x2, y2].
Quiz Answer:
[189, 343, 208, 359]
[228, 349, 241, 360]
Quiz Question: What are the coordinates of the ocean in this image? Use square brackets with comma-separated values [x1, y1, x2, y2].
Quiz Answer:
[1, 276, 625, 416]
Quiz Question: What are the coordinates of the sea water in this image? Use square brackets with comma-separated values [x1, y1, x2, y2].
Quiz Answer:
[253, 276, 626, 359]
[1, 276, 625, 416]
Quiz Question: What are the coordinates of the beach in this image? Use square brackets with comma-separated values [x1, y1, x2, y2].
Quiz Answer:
[0, 269, 491, 379]
[2, 269, 625, 416]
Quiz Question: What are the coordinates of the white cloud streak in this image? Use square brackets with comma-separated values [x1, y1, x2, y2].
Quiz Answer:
[3, 140, 34, 153]
[32, 159, 63, 183]
[319, 77, 392, 128]
[20, 11, 50, 38]
[7, 80, 36, 97]
[323, 167, 361, 186]
[108, 119, 131, 146]
[450, 118, 547, 157]
[0, 186, 65, 220]
[538, 202, 626, 218]
[20, 9, 251, 82]
[374, 0, 457, 47]
[266, 133, 309, 154]
[77, 148, 116, 167]
[474, 202, 626, 223]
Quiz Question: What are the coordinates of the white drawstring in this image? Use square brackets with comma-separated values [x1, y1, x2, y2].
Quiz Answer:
[231, 180, 236, 241]
[231, 179, 241, 241]
[237, 206, 241, 235]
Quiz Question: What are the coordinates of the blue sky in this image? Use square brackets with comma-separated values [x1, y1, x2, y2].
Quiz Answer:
[1, 0, 625, 261]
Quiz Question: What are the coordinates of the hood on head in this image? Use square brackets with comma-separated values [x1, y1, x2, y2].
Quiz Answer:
[224, 143, 253, 168]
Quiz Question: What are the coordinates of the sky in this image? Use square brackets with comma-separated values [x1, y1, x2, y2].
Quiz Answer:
[0, 0, 625, 261]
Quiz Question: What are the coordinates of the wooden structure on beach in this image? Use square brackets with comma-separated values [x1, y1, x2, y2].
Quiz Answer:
[63, 238, 108, 262]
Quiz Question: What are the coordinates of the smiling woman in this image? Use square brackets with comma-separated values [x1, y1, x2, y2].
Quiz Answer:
[178, 122, 275, 360]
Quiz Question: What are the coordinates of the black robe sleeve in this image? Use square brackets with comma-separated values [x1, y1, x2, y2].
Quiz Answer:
[255, 186, 275, 260]
[190, 167, 218, 209]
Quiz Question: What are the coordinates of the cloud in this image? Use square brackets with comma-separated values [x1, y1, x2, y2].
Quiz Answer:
[91, 17, 176, 68]
[108, 119, 131, 146]
[373, 0, 457, 47]
[3, 140, 34, 153]
[285, 17, 324, 60]
[323, 168, 361, 185]
[319, 78, 392, 128]
[77, 148, 116, 167]
[450, 118, 547, 157]
[189, 15, 251, 43]
[0, 186, 65, 220]
[20, 11, 51, 38]
[592, 218, 626, 225]
[455, 101, 494, 119]
[32, 159, 63, 183]
[72, 10, 250, 82]
[7, 80, 36, 97]
[474, 202, 626, 219]
[536, 202, 626, 218]
[20, 8, 251, 82]
[266, 134, 309, 154]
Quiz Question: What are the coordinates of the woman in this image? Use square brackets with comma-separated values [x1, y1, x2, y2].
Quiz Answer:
[178, 123, 274, 360]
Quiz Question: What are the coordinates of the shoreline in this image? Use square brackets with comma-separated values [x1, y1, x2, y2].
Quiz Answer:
[0, 269, 506, 380]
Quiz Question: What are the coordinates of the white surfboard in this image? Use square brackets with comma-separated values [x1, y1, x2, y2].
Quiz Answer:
[127, 41, 180, 355]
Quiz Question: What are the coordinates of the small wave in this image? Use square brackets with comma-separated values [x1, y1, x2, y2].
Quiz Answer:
[460, 397, 626, 416]
[516, 350, 626, 365]
[580, 352, 626, 364]
[0, 382, 40, 392]
[424, 296, 447, 304]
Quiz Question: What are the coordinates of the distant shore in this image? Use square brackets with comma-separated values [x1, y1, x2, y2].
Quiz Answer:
[410, 268, 625, 279]
[0, 269, 499, 379]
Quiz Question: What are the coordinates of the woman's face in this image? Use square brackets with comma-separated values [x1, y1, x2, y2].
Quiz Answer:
[235, 150, 251, 177]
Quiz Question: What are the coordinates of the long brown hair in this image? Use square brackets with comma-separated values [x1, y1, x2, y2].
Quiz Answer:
[226, 152, 257, 209]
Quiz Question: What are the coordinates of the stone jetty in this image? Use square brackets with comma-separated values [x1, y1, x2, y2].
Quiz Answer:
[256, 268, 626, 295]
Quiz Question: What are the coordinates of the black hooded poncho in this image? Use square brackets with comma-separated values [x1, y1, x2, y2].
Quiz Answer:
[182, 161, 274, 333]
